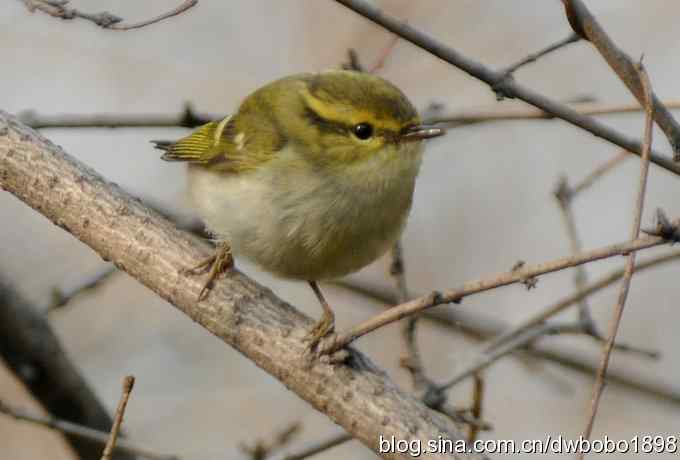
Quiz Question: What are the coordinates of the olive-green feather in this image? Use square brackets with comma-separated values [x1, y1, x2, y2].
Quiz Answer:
[152, 119, 230, 163]
[152, 92, 286, 173]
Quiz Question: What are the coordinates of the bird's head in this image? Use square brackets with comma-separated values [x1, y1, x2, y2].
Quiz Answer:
[284, 70, 443, 167]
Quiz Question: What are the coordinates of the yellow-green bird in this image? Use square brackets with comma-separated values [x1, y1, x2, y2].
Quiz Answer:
[153, 70, 443, 352]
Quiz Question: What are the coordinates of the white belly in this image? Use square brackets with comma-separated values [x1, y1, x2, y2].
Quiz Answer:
[188, 145, 422, 280]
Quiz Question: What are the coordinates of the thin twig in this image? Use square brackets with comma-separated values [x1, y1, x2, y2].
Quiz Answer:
[18, 104, 212, 129]
[280, 433, 352, 460]
[501, 32, 581, 77]
[484, 250, 680, 355]
[550, 167, 656, 358]
[49, 265, 117, 311]
[439, 310, 657, 392]
[554, 176, 598, 332]
[102, 376, 135, 460]
[108, 0, 198, 31]
[439, 322, 582, 390]
[20, 0, 198, 31]
[241, 422, 302, 460]
[0, 399, 177, 460]
[368, 32, 401, 74]
[426, 100, 680, 128]
[569, 150, 629, 198]
[277, 399, 492, 460]
[391, 241, 427, 390]
[343, 32, 401, 75]
[333, 0, 680, 176]
[562, 0, 680, 158]
[389, 241, 409, 304]
[579, 61, 655, 457]
[19, 99, 680, 131]
[341, 49, 365, 72]
[447, 406, 492, 434]
[335, 265, 680, 404]
[467, 375, 485, 443]
[326, 234, 671, 353]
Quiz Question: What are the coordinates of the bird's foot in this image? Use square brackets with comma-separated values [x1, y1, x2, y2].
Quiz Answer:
[304, 309, 335, 349]
[303, 311, 349, 364]
[182, 241, 233, 301]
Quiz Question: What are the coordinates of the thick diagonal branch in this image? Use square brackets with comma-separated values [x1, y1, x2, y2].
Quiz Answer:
[0, 111, 482, 460]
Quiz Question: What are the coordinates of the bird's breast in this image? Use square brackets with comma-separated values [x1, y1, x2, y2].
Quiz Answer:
[188, 143, 423, 280]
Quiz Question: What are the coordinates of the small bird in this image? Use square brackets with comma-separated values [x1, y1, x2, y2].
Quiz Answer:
[153, 70, 443, 352]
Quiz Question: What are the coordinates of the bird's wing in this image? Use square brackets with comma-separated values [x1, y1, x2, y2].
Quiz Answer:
[152, 115, 233, 163]
[152, 110, 284, 173]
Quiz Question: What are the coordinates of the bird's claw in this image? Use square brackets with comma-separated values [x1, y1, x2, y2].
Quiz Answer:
[182, 242, 233, 301]
[304, 315, 334, 345]
[303, 318, 348, 363]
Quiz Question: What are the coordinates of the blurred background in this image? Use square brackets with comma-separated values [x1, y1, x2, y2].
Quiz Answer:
[1, 1, 679, 458]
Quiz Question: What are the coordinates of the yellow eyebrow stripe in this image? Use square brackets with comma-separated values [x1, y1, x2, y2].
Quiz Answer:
[300, 87, 406, 132]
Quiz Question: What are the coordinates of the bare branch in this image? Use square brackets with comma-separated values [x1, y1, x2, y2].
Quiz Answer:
[336, 275, 680, 404]
[18, 105, 212, 130]
[467, 375, 485, 443]
[368, 33, 401, 74]
[437, 314, 656, 394]
[418, 167, 667, 396]
[440, 322, 582, 390]
[49, 264, 117, 311]
[425, 100, 680, 128]
[280, 432, 352, 460]
[0, 111, 482, 460]
[389, 241, 409, 305]
[390, 241, 428, 392]
[562, 0, 680, 158]
[332, 0, 680, 176]
[579, 60, 655, 455]
[554, 176, 598, 334]
[568, 150, 629, 198]
[501, 33, 581, 77]
[241, 422, 302, 460]
[107, 0, 198, 31]
[484, 249, 680, 354]
[20, 0, 198, 31]
[18, 99, 680, 133]
[341, 49, 365, 72]
[102, 376, 135, 460]
[0, 399, 177, 460]
[327, 233, 671, 354]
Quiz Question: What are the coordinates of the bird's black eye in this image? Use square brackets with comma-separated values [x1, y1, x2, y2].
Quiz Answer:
[353, 122, 374, 140]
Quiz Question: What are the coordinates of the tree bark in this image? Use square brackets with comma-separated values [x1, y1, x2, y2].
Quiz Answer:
[0, 111, 483, 460]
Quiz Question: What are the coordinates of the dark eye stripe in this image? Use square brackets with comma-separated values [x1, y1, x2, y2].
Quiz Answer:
[303, 105, 401, 142]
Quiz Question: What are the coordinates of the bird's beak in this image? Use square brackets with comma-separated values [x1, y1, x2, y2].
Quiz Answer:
[400, 124, 446, 142]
